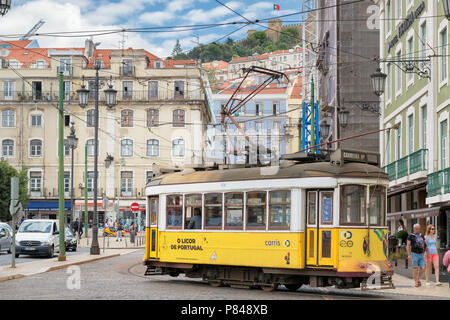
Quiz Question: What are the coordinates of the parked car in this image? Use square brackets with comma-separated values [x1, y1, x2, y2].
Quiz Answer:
[0, 222, 13, 237]
[15, 219, 60, 258]
[65, 227, 77, 252]
[0, 225, 12, 254]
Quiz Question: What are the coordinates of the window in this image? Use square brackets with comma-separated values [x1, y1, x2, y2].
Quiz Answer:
[340, 185, 366, 225]
[407, 37, 413, 83]
[173, 109, 185, 127]
[146, 139, 159, 157]
[386, 63, 391, 101]
[64, 172, 70, 194]
[320, 192, 333, 225]
[396, 0, 401, 20]
[441, 120, 448, 169]
[30, 139, 42, 157]
[154, 61, 162, 69]
[122, 81, 133, 100]
[87, 109, 95, 127]
[121, 109, 133, 127]
[441, 28, 448, 82]
[420, 22, 427, 59]
[88, 80, 96, 100]
[64, 115, 70, 127]
[307, 192, 316, 225]
[121, 139, 133, 157]
[64, 81, 71, 100]
[2, 109, 14, 127]
[205, 193, 222, 229]
[86, 171, 96, 194]
[2, 139, 13, 157]
[246, 191, 266, 229]
[59, 57, 71, 75]
[185, 194, 202, 229]
[408, 114, 414, 154]
[172, 139, 185, 157]
[421, 105, 427, 149]
[31, 113, 42, 127]
[269, 190, 290, 230]
[148, 81, 158, 99]
[396, 50, 402, 94]
[167, 195, 182, 229]
[225, 193, 243, 229]
[120, 171, 133, 196]
[60, 139, 70, 157]
[32, 81, 42, 100]
[29, 171, 42, 193]
[174, 81, 184, 98]
[147, 109, 159, 127]
[255, 121, 263, 132]
[272, 101, 280, 115]
[122, 59, 133, 76]
[146, 171, 153, 184]
[255, 102, 262, 116]
[3, 81, 14, 100]
[396, 123, 401, 160]
[386, 131, 391, 164]
[272, 121, 281, 133]
[386, 1, 391, 33]
[368, 186, 386, 226]
[86, 139, 99, 157]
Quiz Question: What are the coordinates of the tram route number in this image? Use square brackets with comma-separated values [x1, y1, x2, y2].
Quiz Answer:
[340, 240, 353, 248]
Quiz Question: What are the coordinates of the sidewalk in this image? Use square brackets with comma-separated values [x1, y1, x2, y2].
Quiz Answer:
[0, 248, 140, 283]
[76, 232, 145, 249]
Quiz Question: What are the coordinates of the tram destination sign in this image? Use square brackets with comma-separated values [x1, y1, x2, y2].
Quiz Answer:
[387, 1, 425, 53]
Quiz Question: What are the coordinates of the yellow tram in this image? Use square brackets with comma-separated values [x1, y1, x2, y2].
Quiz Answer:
[143, 150, 394, 291]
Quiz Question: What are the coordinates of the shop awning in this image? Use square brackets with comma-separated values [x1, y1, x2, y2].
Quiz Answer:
[25, 201, 71, 211]
[387, 207, 440, 221]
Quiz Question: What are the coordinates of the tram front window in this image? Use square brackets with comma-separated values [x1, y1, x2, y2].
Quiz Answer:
[340, 185, 366, 225]
[369, 186, 386, 226]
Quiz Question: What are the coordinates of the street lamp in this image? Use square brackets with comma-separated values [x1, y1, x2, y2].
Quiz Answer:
[0, 0, 11, 16]
[67, 122, 78, 223]
[443, 0, 450, 21]
[338, 108, 349, 128]
[77, 61, 117, 255]
[371, 67, 387, 97]
[319, 120, 330, 139]
[104, 154, 114, 169]
[104, 76, 117, 109]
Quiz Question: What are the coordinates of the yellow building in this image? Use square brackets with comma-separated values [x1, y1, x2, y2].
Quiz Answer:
[0, 39, 212, 230]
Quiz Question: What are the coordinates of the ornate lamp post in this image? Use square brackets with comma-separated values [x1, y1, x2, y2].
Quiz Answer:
[67, 122, 78, 223]
[0, 0, 11, 16]
[319, 120, 330, 139]
[371, 67, 387, 97]
[337, 108, 349, 128]
[77, 61, 117, 255]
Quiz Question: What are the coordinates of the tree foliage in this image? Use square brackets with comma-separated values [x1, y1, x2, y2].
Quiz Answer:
[169, 28, 301, 63]
[0, 161, 29, 222]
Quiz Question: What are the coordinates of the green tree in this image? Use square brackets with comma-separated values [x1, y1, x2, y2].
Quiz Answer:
[0, 161, 29, 222]
[171, 39, 183, 56]
[278, 27, 300, 47]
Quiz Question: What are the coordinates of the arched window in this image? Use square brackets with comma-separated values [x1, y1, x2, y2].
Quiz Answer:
[147, 139, 159, 157]
[172, 138, 185, 157]
[121, 109, 133, 127]
[173, 109, 185, 127]
[147, 109, 159, 127]
[2, 109, 15, 127]
[86, 109, 95, 127]
[2, 139, 14, 157]
[121, 139, 133, 157]
[30, 139, 42, 157]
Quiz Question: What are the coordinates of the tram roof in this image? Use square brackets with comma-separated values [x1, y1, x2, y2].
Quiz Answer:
[148, 161, 388, 187]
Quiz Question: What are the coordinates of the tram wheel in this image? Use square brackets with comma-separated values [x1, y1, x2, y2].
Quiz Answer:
[208, 280, 224, 287]
[260, 283, 278, 292]
[284, 284, 301, 291]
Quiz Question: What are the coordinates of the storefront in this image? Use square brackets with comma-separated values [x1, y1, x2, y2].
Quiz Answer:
[24, 201, 71, 221]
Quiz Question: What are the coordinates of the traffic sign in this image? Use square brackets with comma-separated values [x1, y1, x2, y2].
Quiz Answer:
[130, 202, 140, 211]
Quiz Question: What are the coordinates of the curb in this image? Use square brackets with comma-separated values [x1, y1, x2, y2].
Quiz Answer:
[0, 251, 137, 283]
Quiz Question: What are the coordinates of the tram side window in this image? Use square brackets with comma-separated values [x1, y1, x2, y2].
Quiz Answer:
[204, 194, 222, 229]
[307, 192, 316, 225]
[185, 194, 202, 229]
[369, 186, 386, 226]
[225, 193, 244, 229]
[269, 190, 290, 230]
[340, 185, 366, 225]
[247, 192, 266, 229]
[167, 195, 183, 229]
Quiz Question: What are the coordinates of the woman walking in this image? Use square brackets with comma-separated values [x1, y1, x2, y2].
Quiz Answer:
[425, 225, 442, 286]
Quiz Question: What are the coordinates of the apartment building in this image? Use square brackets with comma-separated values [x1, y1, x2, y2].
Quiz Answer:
[379, 0, 449, 247]
[0, 39, 212, 230]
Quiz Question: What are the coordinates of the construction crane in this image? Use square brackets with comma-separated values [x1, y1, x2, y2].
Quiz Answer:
[20, 19, 45, 40]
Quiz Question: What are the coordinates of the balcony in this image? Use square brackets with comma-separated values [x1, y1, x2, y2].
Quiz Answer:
[383, 149, 428, 182]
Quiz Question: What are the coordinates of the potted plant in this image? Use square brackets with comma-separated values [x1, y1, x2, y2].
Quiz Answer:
[396, 229, 408, 246]
[17, 92, 22, 101]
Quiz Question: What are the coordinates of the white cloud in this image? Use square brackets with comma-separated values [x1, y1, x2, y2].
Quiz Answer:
[138, 11, 176, 26]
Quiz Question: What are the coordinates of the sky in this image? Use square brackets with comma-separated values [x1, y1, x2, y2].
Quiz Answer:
[1, 0, 302, 58]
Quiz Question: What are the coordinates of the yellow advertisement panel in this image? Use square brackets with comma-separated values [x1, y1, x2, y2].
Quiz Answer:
[158, 232, 304, 269]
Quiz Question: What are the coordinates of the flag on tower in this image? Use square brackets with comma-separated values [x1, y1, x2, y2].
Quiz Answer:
[273, 4, 280, 10]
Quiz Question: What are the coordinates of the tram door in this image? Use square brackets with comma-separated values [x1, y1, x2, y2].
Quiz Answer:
[149, 196, 159, 259]
[306, 190, 334, 268]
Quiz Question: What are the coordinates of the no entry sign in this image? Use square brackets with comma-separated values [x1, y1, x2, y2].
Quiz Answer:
[130, 202, 140, 211]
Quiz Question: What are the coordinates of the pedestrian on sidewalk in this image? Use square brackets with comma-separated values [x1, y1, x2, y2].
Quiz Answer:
[78, 220, 84, 239]
[116, 219, 123, 242]
[425, 225, 441, 286]
[407, 224, 428, 287]
[443, 245, 450, 288]
[73, 218, 79, 237]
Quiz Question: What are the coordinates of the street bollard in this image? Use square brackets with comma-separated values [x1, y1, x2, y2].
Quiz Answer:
[107, 236, 110, 248]
[103, 235, 105, 253]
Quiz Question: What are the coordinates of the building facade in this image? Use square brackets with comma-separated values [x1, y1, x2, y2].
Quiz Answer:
[379, 0, 449, 248]
[0, 39, 212, 230]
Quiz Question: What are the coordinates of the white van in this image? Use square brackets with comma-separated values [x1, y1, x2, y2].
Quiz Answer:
[15, 219, 60, 258]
